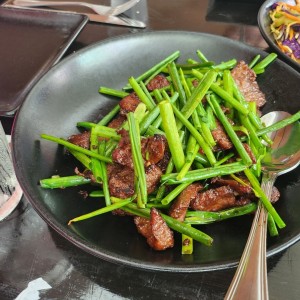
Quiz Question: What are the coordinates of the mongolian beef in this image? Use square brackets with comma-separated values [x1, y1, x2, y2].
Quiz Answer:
[40, 50, 300, 253]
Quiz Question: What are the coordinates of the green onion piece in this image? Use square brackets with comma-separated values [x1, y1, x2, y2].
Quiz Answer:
[140, 92, 179, 135]
[185, 202, 257, 224]
[68, 149, 92, 170]
[68, 197, 133, 225]
[159, 101, 185, 171]
[252, 53, 277, 74]
[168, 62, 186, 107]
[90, 126, 103, 183]
[192, 69, 249, 115]
[97, 104, 121, 126]
[140, 81, 157, 107]
[136, 51, 180, 85]
[267, 212, 279, 236]
[99, 141, 111, 206]
[212, 59, 237, 70]
[98, 87, 128, 98]
[249, 54, 261, 69]
[41, 134, 112, 163]
[179, 70, 218, 123]
[40, 175, 91, 189]
[182, 226, 194, 254]
[257, 111, 300, 136]
[171, 103, 216, 166]
[89, 190, 104, 197]
[128, 77, 155, 111]
[128, 112, 147, 207]
[162, 162, 248, 184]
[196, 50, 209, 62]
[161, 181, 192, 205]
[244, 169, 285, 229]
[209, 94, 253, 166]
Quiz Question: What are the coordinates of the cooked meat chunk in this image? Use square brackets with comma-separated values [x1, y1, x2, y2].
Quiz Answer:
[107, 114, 126, 129]
[190, 186, 237, 211]
[231, 61, 266, 108]
[107, 164, 135, 198]
[112, 136, 134, 168]
[146, 74, 170, 91]
[148, 208, 174, 250]
[119, 93, 141, 115]
[112, 209, 132, 216]
[144, 135, 167, 166]
[243, 143, 257, 164]
[134, 208, 174, 251]
[68, 131, 90, 149]
[212, 120, 233, 150]
[107, 163, 162, 198]
[211, 176, 253, 196]
[235, 196, 252, 206]
[112, 131, 167, 169]
[271, 186, 280, 203]
[156, 148, 171, 173]
[169, 183, 203, 222]
[134, 216, 152, 238]
[145, 164, 162, 194]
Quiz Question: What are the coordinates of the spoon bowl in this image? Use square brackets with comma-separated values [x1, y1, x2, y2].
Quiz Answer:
[261, 111, 300, 175]
[225, 111, 300, 300]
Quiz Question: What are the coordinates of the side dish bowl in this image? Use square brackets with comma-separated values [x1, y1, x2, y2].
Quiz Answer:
[12, 31, 300, 272]
[258, 0, 300, 72]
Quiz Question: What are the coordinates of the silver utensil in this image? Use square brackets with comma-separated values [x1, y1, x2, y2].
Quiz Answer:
[13, 0, 140, 16]
[85, 12, 146, 27]
[0, 122, 23, 221]
[225, 111, 300, 300]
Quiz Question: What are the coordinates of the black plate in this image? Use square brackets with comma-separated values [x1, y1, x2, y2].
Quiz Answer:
[12, 31, 300, 272]
[0, 6, 88, 116]
[258, 0, 300, 72]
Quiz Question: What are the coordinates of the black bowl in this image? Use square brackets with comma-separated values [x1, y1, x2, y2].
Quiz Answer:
[258, 0, 300, 72]
[12, 31, 300, 272]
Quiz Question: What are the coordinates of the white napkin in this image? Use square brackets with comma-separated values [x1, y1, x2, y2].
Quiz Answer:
[15, 278, 52, 300]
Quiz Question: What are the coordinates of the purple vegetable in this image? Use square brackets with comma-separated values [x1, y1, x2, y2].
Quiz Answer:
[271, 3, 279, 10]
[282, 37, 300, 59]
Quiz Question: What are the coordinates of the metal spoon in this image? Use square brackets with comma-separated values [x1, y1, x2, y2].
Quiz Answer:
[225, 111, 300, 300]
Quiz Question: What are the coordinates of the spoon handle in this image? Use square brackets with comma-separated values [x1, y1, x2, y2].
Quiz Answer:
[225, 173, 276, 300]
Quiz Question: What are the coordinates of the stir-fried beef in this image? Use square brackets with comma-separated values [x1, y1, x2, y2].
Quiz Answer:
[243, 143, 257, 164]
[112, 132, 167, 169]
[134, 208, 174, 251]
[144, 135, 167, 166]
[145, 165, 162, 194]
[212, 120, 233, 150]
[107, 114, 126, 129]
[190, 186, 237, 211]
[112, 134, 134, 169]
[107, 163, 162, 199]
[231, 61, 266, 108]
[169, 183, 203, 222]
[211, 176, 253, 196]
[146, 74, 170, 91]
[119, 93, 141, 115]
[156, 148, 171, 173]
[134, 216, 152, 238]
[107, 164, 135, 198]
[68, 131, 90, 149]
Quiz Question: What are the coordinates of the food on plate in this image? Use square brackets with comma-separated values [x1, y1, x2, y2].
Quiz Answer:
[269, 1, 300, 63]
[39, 50, 300, 253]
